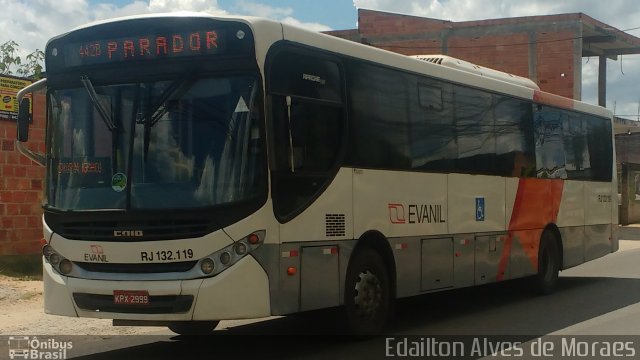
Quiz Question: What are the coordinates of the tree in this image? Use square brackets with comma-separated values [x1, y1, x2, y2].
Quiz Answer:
[0, 40, 44, 79]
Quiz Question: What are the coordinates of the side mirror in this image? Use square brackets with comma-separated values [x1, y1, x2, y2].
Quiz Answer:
[15, 78, 47, 166]
[17, 98, 31, 142]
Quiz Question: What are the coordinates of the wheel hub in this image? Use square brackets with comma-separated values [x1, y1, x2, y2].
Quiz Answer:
[353, 270, 382, 320]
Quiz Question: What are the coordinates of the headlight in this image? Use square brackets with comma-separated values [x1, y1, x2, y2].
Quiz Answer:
[42, 244, 72, 275]
[219, 252, 231, 265]
[200, 258, 215, 275]
[198, 230, 265, 277]
[42, 245, 56, 258]
[59, 259, 73, 274]
[48, 253, 61, 266]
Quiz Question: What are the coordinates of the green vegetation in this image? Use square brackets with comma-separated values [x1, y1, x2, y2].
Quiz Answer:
[0, 255, 42, 279]
[0, 40, 44, 79]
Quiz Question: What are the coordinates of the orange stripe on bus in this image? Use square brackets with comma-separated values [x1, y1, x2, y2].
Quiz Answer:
[496, 178, 564, 281]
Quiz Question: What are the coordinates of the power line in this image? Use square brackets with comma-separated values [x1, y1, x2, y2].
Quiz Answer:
[621, 26, 640, 32]
[375, 24, 640, 51]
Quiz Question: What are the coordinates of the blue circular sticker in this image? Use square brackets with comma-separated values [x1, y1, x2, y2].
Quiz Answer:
[111, 173, 127, 192]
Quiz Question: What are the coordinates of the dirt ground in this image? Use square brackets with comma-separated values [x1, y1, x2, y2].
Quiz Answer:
[0, 275, 155, 335]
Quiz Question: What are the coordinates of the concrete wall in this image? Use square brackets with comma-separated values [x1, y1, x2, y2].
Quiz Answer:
[616, 133, 640, 165]
[620, 163, 640, 225]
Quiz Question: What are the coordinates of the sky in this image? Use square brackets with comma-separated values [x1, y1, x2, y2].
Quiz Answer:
[2, 0, 640, 118]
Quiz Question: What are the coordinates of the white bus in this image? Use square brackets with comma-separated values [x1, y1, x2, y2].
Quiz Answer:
[17, 13, 618, 335]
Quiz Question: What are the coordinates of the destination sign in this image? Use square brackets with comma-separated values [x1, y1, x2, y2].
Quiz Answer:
[62, 29, 224, 67]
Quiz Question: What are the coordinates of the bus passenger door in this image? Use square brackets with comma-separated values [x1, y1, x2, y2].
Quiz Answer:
[266, 46, 351, 313]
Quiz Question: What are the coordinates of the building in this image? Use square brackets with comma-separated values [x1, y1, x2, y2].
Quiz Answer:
[327, 9, 640, 106]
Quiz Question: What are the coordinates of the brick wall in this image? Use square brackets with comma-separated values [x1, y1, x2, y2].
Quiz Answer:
[329, 9, 582, 100]
[0, 90, 46, 256]
[535, 30, 577, 99]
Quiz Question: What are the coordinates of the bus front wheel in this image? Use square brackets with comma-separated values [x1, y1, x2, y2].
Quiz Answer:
[168, 320, 219, 335]
[344, 247, 391, 336]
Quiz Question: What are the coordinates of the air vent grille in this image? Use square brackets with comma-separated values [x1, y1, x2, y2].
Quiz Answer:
[325, 214, 346, 237]
[413, 56, 443, 64]
[58, 219, 210, 241]
[74, 261, 197, 273]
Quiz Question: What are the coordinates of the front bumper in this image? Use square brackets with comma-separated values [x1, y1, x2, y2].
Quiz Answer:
[43, 255, 271, 321]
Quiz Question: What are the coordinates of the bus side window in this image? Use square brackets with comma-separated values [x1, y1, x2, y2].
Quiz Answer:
[534, 106, 567, 179]
[349, 63, 411, 170]
[411, 81, 455, 172]
[586, 116, 613, 182]
[418, 85, 443, 111]
[270, 95, 344, 218]
[287, 99, 342, 172]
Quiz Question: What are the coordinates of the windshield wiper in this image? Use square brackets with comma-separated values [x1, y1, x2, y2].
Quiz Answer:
[140, 75, 195, 161]
[80, 76, 117, 131]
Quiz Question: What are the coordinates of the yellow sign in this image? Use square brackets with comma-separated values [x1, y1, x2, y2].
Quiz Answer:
[0, 75, 33, 122]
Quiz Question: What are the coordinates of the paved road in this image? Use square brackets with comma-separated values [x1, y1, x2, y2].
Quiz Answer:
[16, 240, 640, 359]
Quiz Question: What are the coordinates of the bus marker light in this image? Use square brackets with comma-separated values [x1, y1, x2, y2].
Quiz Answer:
[323, 247, 338, 255]
[235, 242, 247, 255]
[248, 233, 260, 245]
[287, 267, 297, 276]
[395, 243, 408, 250]
[281, 250, 299, 258]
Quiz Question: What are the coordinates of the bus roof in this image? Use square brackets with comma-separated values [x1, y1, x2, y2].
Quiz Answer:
[278, 20, 611, 118]
[65, 11, 264, 32]
[54, 12, 611, 119]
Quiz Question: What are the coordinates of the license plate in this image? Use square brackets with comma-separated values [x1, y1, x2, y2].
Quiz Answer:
[113, 290, 149, 305]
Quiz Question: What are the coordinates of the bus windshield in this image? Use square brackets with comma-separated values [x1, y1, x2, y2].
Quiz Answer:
[46, 75, 264, 211]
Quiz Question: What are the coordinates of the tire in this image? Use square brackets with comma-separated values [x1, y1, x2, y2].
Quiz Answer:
[533, 230, 561, 295]
[168, 320, 219, 335]
[344, 248, 391, 336]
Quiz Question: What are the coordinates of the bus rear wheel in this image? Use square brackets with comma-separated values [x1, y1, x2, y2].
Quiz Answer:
[168, 320, 219, 335]
[344, 248, 391, 336]
[533, 230, 561, 295]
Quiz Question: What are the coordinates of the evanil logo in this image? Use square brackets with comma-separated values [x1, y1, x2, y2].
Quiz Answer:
[84, 245, 109, 263]
[388, 203, 446, 224]
[7, 336, 72, 359]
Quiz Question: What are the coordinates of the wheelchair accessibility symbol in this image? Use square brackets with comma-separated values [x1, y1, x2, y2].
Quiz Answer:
[476, 197, 485, 221]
